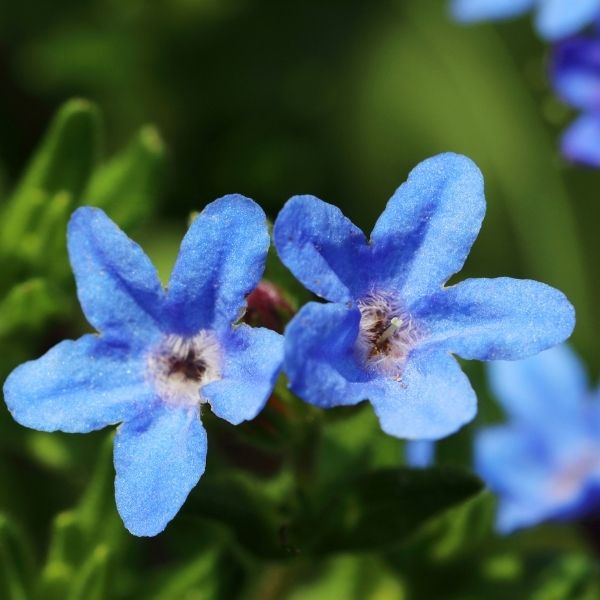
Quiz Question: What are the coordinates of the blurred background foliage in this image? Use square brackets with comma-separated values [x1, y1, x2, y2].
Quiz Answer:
[1, 0, 599, 598]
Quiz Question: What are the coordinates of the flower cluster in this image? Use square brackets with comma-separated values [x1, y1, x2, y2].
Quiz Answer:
[477, 345, 600, 532]
[451, 0, 600, 41]
[552, 34, 600, 167]
[2, 153, 575, 536]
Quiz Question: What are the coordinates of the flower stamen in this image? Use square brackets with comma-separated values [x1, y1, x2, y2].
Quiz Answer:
[376, 317, 403, 346]
[356, 293, 421, 376]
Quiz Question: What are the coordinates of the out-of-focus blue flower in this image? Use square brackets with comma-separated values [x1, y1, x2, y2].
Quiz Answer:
[3, 198, 283, 536]
[406, 440, 436, 469]
[451, 0, 600, 41]
[274, 153, 575, 441]
[477, 345, 600, 533]
[552, 35, 600, 167]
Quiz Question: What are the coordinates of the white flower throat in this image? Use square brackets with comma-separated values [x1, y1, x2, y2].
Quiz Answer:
[147, 332, 222, 406]
[356, 292, 420, 377]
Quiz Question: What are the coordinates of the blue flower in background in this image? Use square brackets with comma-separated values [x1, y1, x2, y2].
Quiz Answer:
[477, 345, 600, 533]
[274, 153, 575, 441]
[451, 0, 600, 41]
[3, 198, 283, 536]
[552, 35, 600, 167]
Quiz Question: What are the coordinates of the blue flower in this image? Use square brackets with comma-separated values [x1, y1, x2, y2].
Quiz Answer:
[476, 345, 600, 533]
[451, 0, 600, 41]
[552, 35, 600, 167]
[3, 197, 284, 536]
[274, 153, 574, 441]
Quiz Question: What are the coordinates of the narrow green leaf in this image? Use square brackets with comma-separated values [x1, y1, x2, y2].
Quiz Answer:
[0, 278, 62, 337]
[150, 550, 221, 600]
[86, 125, 165, 228]
[1, 99, 100, 256]
[10, 99, 101, 203]
[0, 514, 35, 600]
[300, 467, 484, 554]
[67, 545, 109, 600]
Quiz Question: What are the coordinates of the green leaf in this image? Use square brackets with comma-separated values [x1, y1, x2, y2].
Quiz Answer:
[531, 555, 600, 600]
[286, 555, 406, 600]
[10, 99, 100, 202]
[149, 550, 221, 600]
[67, 545, 109, 600]
[300, 467, 484, 554]
[86, 125, 165, 228]
[0, 514, 35, 600]
[415, 490, 496, 561]
[2, 99, 100, 251]
[0, 278, 63, 337]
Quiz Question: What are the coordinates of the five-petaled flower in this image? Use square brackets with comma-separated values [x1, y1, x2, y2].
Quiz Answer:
[477, 345, 600, 532]
[274, 153, 575, 441]
[3, 197, 284, 536]
[552, 34, 600, 167]
[451, 0, 600, 41]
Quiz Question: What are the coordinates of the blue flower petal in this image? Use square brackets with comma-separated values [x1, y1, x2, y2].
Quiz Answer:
[370, 349, 477, 440]
[3, 335, 155, 433]
[536, 0, 600, 40]
[561, 113, 600, 167]
[552, 37, 600, 111]
[202, 325, 284, 425]
[68, 207, 165, 347]
[114, 404, 206, 536]
[488, 345, 588, 430]
[166, 195, 270, 335]
[273, 195, 371, 303]
[283, 302, 376, 408]
[415, 277, 575, 360]
[451, 0, 533, 22]
[370, 153, 485, 306]
[476, 426, 565, 532]
[405, 440, 436, 468]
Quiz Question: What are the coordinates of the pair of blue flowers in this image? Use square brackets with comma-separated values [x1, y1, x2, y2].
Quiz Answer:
[2, 153, 575, 536]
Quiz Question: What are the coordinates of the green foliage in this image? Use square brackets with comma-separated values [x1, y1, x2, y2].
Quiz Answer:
[0, 99, 165, 376]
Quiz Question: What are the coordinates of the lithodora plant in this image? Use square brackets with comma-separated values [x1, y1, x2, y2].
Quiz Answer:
[2, 100, 596, 600]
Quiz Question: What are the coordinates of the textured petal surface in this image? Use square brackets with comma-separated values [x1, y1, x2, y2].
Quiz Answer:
[166, 195, 270, 335]
[536, 0, 600, 40]
[3, 335, 154, 433]
[68, 207, 164, 346]
[415, 277, 575, 360]
[114, 404, 206, 536]
[451, 0, 533, 22]
[370, 349, 477, 440]
[552, 37, 600, 111]
[283, 302, 376, 408]
[561, 113, 600, 167]
[202, 325, 284, 425]
[273, 195, 371, 303]
[488, 345, 588, 429]
[370, 153, 485, 306]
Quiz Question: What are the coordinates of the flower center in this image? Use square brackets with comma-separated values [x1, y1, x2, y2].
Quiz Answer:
[147, 332, 222, 406]
[356, 292, 420, 377]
